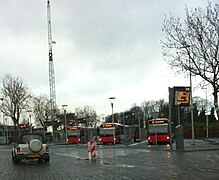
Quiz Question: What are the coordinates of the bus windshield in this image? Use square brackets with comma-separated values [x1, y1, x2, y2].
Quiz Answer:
[67, 129, 80, 137]
[100, 127, 114, 136]
[148, 124, 168, 135]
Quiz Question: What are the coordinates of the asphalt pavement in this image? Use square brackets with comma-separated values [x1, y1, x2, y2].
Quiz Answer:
[0, 138, 219, 179]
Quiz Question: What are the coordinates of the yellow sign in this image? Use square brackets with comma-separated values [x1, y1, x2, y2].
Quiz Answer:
[70, 127, 78, 130]
[177, 91, 190, 105]
[19, 124, 27, 129]
[173, 86, 191, 106]
[101, 124, 113, 128]
[150, 120, 168, 124]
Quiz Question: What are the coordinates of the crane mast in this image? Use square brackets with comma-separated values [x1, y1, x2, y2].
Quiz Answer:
[47, 0, 56, 112]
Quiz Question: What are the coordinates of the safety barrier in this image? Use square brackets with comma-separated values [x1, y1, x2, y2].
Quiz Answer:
[88, 140, 97, 160]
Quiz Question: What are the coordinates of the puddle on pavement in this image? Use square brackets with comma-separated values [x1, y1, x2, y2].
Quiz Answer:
[87, 158, 135, 168]
[116, 164, 135, 168]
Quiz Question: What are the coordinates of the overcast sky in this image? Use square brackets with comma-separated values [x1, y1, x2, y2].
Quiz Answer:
[0, 0, 216, 116]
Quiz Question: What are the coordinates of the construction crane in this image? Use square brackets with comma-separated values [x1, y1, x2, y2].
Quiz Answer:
[47, 0, 56, 113]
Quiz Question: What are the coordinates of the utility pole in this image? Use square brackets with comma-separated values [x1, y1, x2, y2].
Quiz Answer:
[109, 97, 116, 145]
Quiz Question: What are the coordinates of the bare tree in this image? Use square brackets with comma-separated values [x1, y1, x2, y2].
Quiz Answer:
[0, 74, 31, 141]
[141, 101, 151, 120]
[75, 105, 97, 127]
[161, 3, 219, 115]
[141, 99, 168, 119]
[141, 100, 158, 119]
[32, 95, 51, 131]
[193, 96, 213, 115]
[130, 103, 142, 112]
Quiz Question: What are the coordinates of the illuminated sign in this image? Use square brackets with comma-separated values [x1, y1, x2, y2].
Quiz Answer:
[149, 119, 168, 124]
[174, 86, 191, 106]
[177, 91, 190, 104]
[70, 127, 78, 130]
[101, 124, 113, 128]
[69, 126, 86, 130]
[19, 124, 27, 129]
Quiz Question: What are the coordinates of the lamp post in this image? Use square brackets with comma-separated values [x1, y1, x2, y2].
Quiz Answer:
[108, 97, 115, 145]
[181, 44, 195, 145]
[4, 117, 8, 144]
[27, 110, 32, 133]
[62, 105, 68, 143]
[0, 98, 8, 144]
[189, 55, 195, 145]
[0, 98, 4, 127]
[138, 111, 141, 142]
[202, 88, 209, 139]
[29, 114, 32, 133]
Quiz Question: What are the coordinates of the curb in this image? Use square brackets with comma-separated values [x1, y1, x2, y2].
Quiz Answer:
[202, 138, 219, 145]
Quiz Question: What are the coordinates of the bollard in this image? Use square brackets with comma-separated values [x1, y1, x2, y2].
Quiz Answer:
[88, 140, 97, 160]
[175, 125, 184, 152]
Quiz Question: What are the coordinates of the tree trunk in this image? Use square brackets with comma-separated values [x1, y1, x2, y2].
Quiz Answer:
[212, 88, 219, 119]
[12, 118, 20, 142]
[13, 120, 17, 142]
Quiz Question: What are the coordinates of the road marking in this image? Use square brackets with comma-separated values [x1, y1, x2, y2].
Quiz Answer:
[128, 141, 147, 147]
[53, 152, 87, 160]
[0, 149, 11, 152]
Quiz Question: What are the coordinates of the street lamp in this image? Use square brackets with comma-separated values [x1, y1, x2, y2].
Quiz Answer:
[180, 44, 195, 145]
[4, 117, 8, 144]
[137, 111, 142, 142]
[0, 98, 4, 126]
[108, 97, 115, 145]
[202, 88, 209, 139]
[0, 98, 8, 144]
[189, 53, 195, 145]
[27, 110, 32, 133]
[29, 114, 32, 133]
[62, 105, 68, 144]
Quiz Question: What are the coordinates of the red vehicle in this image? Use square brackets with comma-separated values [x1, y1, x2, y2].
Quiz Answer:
[67, 126, 97, 144]
[67, 126, 81, 143]
[147, 118, 171, 145]
[99, 123, 128, 144]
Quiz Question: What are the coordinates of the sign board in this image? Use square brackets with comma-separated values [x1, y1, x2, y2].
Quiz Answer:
[101, 123, 114, 128]
[174, 87, 191, 106]
[19, 124, 27, 129]
[169, 86, 191, 107]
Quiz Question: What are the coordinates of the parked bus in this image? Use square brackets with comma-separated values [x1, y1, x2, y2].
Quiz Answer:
[67, 126, 82, 143]
[67, 126, 97, 144]
[147, 118, 171, 145]
[99, 123, 128, 144]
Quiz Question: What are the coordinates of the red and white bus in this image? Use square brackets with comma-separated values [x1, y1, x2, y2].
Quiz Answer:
[67, 126, 81, 144]
[147, 118, 171, 145]
[99, 123, 128, 144]
[67, 126, 97, 144]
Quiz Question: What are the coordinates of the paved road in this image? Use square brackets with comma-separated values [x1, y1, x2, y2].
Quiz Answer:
[0, 139, 219, 179]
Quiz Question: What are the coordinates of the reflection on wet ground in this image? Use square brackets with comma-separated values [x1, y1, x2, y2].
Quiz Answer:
[95, 159, 135, 168]
[52, 141, 166, 163]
